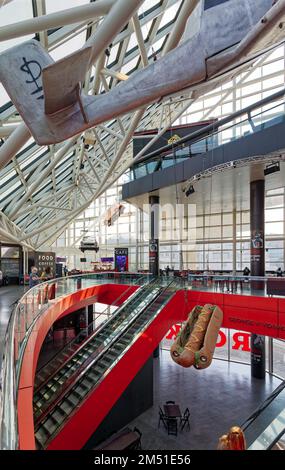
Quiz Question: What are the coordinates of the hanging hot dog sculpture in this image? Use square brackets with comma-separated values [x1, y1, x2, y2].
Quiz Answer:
[170, 304, 223, 369]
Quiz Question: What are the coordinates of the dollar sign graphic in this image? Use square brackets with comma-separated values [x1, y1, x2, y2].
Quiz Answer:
[20, 57, 44, 100]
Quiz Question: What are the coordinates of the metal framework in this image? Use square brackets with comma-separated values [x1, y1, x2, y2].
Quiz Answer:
[0, 0, 282, 250]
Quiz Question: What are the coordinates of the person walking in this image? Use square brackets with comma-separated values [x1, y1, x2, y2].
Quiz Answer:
[243, 266, 250, 276]
[276, 267, 283, 277]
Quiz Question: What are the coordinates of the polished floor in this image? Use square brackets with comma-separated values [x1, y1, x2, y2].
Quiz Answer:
[127, 349, 281, 450]
[0, 285, 25, 368]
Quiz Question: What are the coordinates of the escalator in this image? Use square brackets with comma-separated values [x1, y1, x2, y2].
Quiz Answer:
[34, 277, 148, 391]
[34, 278, 177, 448]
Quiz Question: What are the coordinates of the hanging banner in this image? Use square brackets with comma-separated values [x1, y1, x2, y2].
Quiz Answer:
[114, 248, 128, 272]
[251, 334, 266, 379]
[149, 239, 159, 276]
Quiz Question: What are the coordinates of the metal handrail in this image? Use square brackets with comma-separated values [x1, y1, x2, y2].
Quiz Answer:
[130, 99, 285, 178]
[34, 278, 161, 402]
[34, 275, 150, 392]
[34, 280, 165, 427]
[131, 88, 285, 166]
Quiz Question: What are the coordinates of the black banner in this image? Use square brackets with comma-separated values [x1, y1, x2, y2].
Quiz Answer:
[114, 248, 129, 272]
[251, 334, 266, 379]
[149, 239, 159, 276]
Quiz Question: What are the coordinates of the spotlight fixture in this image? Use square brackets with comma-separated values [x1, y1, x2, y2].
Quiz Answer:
[185, 185, 195, 197]
[264, 162, 280, 176]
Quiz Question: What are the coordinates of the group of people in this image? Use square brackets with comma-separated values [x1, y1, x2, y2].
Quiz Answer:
[29, 266, 53, 288]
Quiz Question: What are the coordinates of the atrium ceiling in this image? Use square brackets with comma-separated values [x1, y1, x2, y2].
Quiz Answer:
[0, 0, 283, 251]
[0, 0, 199, 250]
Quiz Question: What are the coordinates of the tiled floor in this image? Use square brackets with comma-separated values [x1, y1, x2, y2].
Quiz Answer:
[127, 349, 281, 450]
[0, 285, 25, 368]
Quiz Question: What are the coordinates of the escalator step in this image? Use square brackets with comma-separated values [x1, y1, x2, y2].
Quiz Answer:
[73, 385, 89, 397]
[66, 394, 80, 407]
[100, 359, 112, 368]
[50, 408, 66, 424]
[93, 365, 106, 375]
[58, 401, 73, 414]
[42, 415, 58, 435]
[104, 354, 115, 362]
[35, 427, 50, 447]
[86, 369, 100, 380]
[106, 349, 117, 357]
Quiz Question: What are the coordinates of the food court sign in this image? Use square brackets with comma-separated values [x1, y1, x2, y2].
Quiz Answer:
[34, 251, 56, 276]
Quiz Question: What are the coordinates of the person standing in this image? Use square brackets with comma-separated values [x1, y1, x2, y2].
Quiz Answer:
[29, 266, 39, 289]
[276, 267, 283, 277]
[64, 265, 68, 277]
[0, 268, 3, 287]
[243, 266, 250, 276]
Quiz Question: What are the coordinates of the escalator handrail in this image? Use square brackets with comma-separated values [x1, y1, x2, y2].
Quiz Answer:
[34, 275, 149, 390]
[34, 280, 175, 431]
[34, 278, 160, 396]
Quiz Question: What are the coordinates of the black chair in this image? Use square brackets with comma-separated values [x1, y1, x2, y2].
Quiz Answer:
[166, 400, 175, 404]
[180, 407, 190, 430]
[167, 418, 178, 436]
[158, 407, 167, 429]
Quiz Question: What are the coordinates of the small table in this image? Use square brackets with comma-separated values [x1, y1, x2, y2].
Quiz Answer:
[164, 404, 181, 418]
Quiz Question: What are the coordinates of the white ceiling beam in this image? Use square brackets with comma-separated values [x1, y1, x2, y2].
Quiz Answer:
[0, 124, 18, 137]
[98, 125, 124, 140]
[0, 0, 116, 41]
[9, 137, 78, 219]
[0, 123, 31, 173]
[86, 0, 144, 66]
[131, 13, 148, 67]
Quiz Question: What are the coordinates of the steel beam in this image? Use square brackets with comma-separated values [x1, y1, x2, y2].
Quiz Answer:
[86, 0, 145, 65]
[0, 0, 116, 41]
[0, 123, 31, 172]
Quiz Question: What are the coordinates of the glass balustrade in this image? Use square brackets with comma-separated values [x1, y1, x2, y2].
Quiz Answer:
[126, 101, 285, 182]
